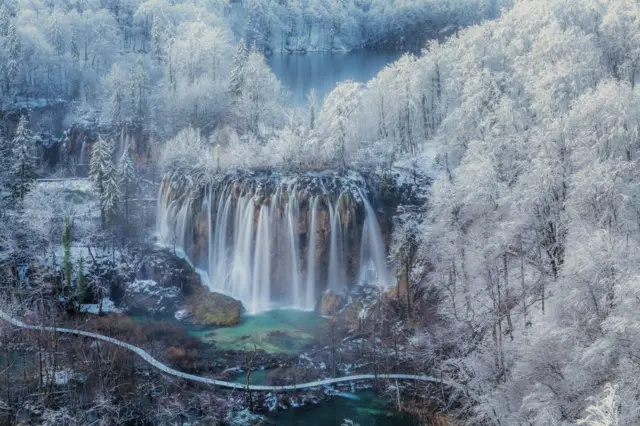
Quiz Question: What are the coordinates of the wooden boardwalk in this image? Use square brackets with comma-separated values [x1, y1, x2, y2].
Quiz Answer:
[0, 310, 462, 392]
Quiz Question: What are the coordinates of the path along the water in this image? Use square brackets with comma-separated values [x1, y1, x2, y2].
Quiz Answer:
[0, 310, 463, 392]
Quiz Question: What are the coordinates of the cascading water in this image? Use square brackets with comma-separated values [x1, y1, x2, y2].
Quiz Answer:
[79, 140, 87, 164]
[304, 196, 319, 310]
[156, 174, 393, 313]
[358, 190, 390, 287]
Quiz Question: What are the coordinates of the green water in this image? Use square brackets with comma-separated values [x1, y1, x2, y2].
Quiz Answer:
[188, 309, 325, 354]
[132, 312, 417, 424]
[229, 369, 269, 385]
[228, 369, 416, 426]
[269, 390, 417, 426]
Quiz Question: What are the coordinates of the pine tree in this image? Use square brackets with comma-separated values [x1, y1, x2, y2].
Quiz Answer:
[0, 5, 9, 39]
[89, 137, 119, 227]
[229, 39, 249, 99]
[76, 257, 85, 304]
[130, 57, 148, 128]
[50, 16, 65, 56]
[307, 89, 317, 130]
[62, 216, 72, 296]
[8, 115, 37, 202]
[4, 21, 19, 93]
[70, 31, 79, 59]
[151, 15, 164, 64]
[118, 149, 136, 227]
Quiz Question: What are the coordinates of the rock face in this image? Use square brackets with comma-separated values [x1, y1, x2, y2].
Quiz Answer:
[318, 290, 346, 315]
[123, 279, 180, 317]
[120, 247, 245, 323]
[186, 287, 245, 326]
[136, 248, 201, 293]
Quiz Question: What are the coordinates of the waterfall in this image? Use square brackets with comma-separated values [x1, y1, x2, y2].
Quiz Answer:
[79, 139, 87, 164]
[358, 191, 390, 287]
[286, 192, 303, 308]
[328, 197, 345, 292]
[251, 204, 271, 313]
[304, 196, 319, 310]
[157, 175, 392, 313]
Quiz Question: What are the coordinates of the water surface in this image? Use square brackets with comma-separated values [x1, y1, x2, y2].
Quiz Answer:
[188, 309, 324, 354]
[267, 51, 404, 106]
[269, 390, 418, 426]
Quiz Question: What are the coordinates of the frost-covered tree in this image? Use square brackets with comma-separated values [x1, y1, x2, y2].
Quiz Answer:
[236, 46, 284, 134]
[117, 149, 137, 226]
[130, 57, 149, 129]
[318, 81, 362, 170]
[62, 216, 72, 295]
[101, 64, 130, 129]
[229, 39, 249, 99]
[307, 89, 317, 130]
[577, 384, 620, 426]
[76, 257, 86, 304]
[89, 137, 119, 227]
[8, 115, 37, 203]
[245, 0, 274, 53]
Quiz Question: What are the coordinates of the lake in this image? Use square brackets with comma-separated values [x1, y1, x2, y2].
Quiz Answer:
[267, 50, 405, 107]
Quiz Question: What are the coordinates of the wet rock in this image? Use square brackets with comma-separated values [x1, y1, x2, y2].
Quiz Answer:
[186, 287, 245, 326]
[136, 248, 201, 294]
[124, 279, 179, 316]
[118, 247, 203, 317]
[318, 289, 345, 315]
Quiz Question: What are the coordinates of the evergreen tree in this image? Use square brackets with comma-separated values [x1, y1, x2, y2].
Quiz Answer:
[62, 216, 72, 295]
[50, 16, 65, 56]
[89, 137, 119, 227]
[70, 31, 79, 59]
[0, 5, 9, 39]
[8, 115, 37, 202]
[229, 39, 249, 99]
[151, 15, 164, 64]
[130, 57, 148, 128]
[76, 257, 85, 304]
[307, 89, 317, 130]
[117, 148, 136, 226]
[4, 21, 20, 91]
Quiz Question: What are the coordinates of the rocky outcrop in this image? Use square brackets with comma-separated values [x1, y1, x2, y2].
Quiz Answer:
[318, 290, 345, 315]
[121, 247, 245, 323]
[135, 248, 201, 294]
[186, 287, 245, 326]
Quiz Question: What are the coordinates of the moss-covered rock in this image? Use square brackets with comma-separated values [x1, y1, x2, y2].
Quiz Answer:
[187, 288, 245, 326]
[317, 289, 345, 315]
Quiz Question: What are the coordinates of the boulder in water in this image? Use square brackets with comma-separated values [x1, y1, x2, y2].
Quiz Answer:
[318, 289, 345, 315]
[187, 288, 245, 326]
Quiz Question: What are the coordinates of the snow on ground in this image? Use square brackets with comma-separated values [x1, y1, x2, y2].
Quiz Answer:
[80, 299, 121, 314]
[128, 279, 159, 293]
[128, 279, 180, 299]
[42, 369, 73, 386]
[174, 309, 188, 320]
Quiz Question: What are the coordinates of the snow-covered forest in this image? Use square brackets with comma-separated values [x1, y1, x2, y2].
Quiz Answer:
[0, 0, 639, 424]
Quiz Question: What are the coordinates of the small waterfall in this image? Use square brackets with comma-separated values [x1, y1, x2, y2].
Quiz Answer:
[251, 204, 272, 313]
[156, 182, 175, 244]
[304, 196, 319, 310]
[358, 191, 390, 287]
[174, 198, 193, 249]
[286, 191, 303, 307]
[328, 197, 345, 292]
[157, 175, 392, 313]
[79, 139, 87, 164]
